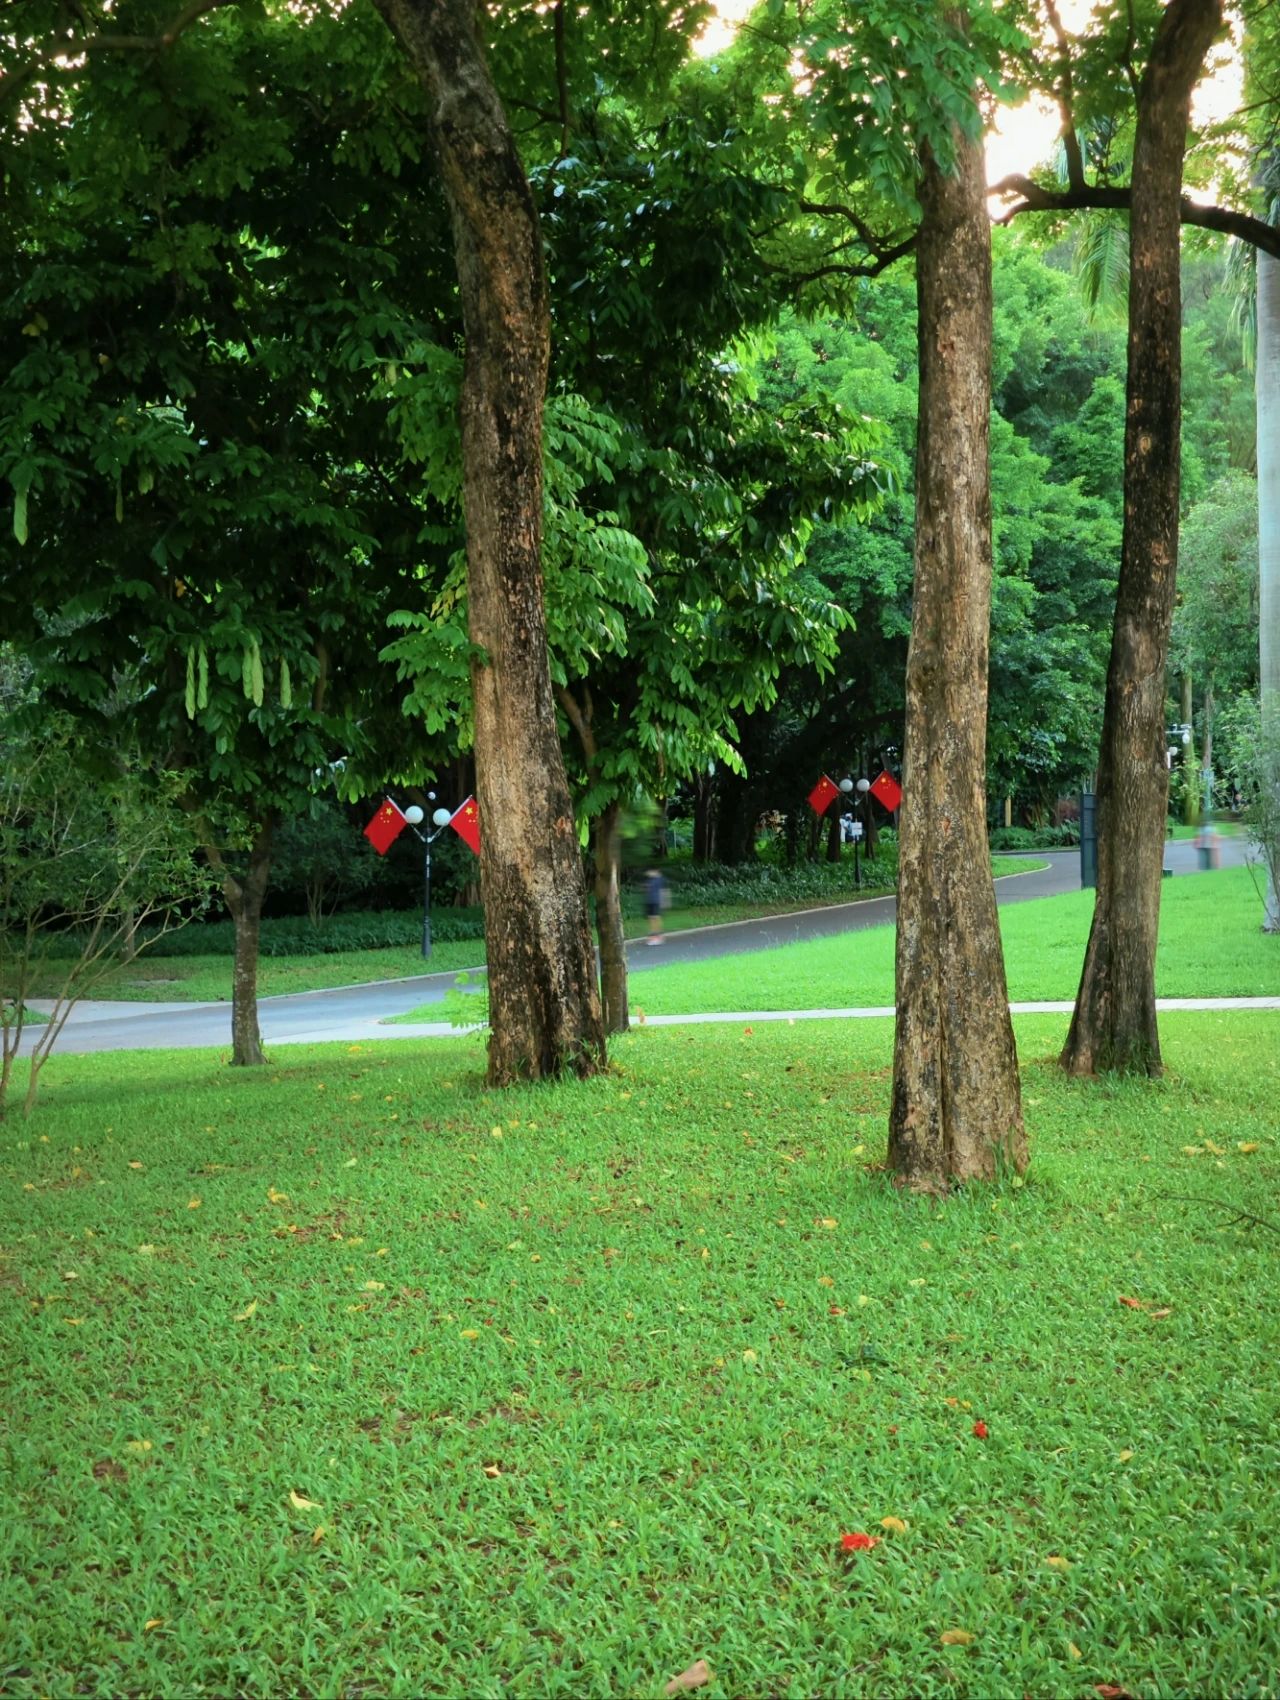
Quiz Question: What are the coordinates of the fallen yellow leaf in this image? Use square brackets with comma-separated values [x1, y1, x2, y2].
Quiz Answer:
[490, 1126, 503, 1139]
[267, 1187, 289, 1204]
[1182, 1145, 1202, 1156]
[1045, 1554, 1071, 1571]
[459, 1329, 480, 1340]
[233, 1300, 258, 1322]
[128, 1161, 144, 1171]
[1203, 1139, 1226, 1156]
[879, 1516, 909, 1535]
[818, 1217, 838, 1229]
[125, 1439, 153, 1455]
[362, 1280, 385, 1292]
[312, 1525, 327, 1544]
[288, 1490, 322, 1511]
[940, 1629, 976, 1647]
[1117, 1448, 1134, 1463]
[741, 1348, 758, 1364]
[137, 1245, 156, 1256]
[1067, 1642, 1082, 1661]
[664, 1659, 713, 1696]
[1238, 1141, 1260, 1154]
[483, 1463, 502, 1478]
[144, 1618, 165, 1632]
[187, 1198, 202, 1210]
[818, 1276, 835, 1288]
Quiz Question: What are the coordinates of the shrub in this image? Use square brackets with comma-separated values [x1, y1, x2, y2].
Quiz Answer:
[135, 906, 486, 959]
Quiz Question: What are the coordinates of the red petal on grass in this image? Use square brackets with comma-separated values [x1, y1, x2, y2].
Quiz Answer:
[972, 1420, 988, 1439]
[1117, 1296, 1143, 1309]
[840, 1532, 881, 1552]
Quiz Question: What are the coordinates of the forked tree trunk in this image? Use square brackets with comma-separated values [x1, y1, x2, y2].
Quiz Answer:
[219, 817, 274, 1068]
[592, 801, 628, 1035]
[1062, 0, 1222, 1075]
[377, 0, 604, 1084]
[888, 116, 1026, 1190]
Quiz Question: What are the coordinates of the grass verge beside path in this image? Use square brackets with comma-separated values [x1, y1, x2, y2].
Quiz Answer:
[13, 856, 1048, 1006]
[623, 865, 1278, 1016]
[2, 1011, 1278, 1697]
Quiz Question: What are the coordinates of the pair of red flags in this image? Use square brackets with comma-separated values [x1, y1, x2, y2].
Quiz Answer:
[363, 796, 480, 856]
[808, 771, 902, 816]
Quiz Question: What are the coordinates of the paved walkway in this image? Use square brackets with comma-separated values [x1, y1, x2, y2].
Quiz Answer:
[18, 837, 1265, 1056]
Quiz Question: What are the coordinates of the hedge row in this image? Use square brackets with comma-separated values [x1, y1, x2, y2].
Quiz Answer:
[987, 823, 1080, 851]
[139, 906, 487, 959]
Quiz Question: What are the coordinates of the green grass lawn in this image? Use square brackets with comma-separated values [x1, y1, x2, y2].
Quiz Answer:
[622, 865, 1279, 1016]
[14, 858, 1046, 1008]
[1165, 820, 1244, 840]
[2, 1011, 1278, 1697]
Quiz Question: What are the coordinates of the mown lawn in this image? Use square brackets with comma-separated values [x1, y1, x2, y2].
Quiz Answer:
[2, 1010, 1278, 1698]
[627, 864, 1279, 1015]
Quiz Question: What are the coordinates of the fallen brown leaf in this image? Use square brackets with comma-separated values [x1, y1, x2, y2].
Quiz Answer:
[664, 1659, 712, 1696]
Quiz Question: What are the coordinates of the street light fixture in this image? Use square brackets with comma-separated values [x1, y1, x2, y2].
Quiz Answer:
[402, 796, 457, 961]
[839, 776, 872, 888]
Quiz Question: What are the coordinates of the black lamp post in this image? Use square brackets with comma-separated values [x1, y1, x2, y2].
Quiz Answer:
[403, 798, 454, 960]
[839, 776, 872, 887]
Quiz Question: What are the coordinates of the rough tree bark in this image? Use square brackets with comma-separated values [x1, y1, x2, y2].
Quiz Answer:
[1061, 0, 1223, 1075]
[888, 118, 1026, 1190]
[209, 816, 274, 1069]
[376, 0, 604, 1084]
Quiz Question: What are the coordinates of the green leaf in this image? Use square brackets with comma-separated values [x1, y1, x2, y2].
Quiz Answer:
[13, 487, 28, 547]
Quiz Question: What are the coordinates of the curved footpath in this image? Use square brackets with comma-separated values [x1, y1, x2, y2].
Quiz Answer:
[20, 838, 1277, 1057]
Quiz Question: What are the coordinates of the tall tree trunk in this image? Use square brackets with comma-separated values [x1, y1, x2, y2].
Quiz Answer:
[888, 116, 1026, 1190]
[1181, 672, 1199, 824]
[692, 776, 715, 862]
[218, 817, 273, 1068]
[1259, 245, 1280, 931]
[826, 810, 842, 862]
[556, 687, 628, 1034]
[377, 0, 604, 1084]
[592, 801, 628, 1035]
[1062, 0, 1222, 1074]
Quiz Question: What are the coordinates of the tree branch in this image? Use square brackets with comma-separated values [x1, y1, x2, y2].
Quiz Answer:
[990, 173, 1280, 258]
[0, 0, 236, 108]
[1042, 0, 1086, 191]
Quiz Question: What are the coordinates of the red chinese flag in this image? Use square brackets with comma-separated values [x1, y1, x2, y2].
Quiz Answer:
[363, 797, 408, 856]
[807, 775, 839, 816]
[869, 770, 903, 813]
[449, 795, 481, 855]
